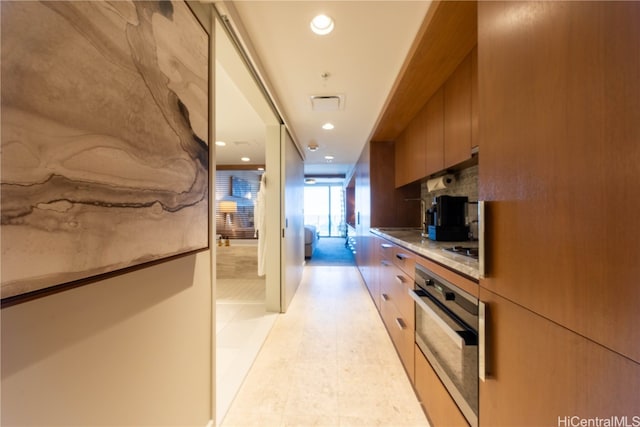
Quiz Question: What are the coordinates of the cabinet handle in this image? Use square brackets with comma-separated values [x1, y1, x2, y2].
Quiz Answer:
[381, 260, 391, 267]
[478, 201, 486, 279]
[479, 301, 489, 381]
[381, 293, 389, 301]
[395, 318, 406, 330]
[396, 253, 409, 261]
[381, 243, 393, 249]
[395, 275, 406, 284]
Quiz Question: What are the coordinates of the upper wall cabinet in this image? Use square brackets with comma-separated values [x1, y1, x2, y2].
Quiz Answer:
[395, 111, 427, 187]
[444, 52, 473, 169]
[394, 46, 477, 188]
[372, 1, 477, 142]
[425, 87, 445, 176]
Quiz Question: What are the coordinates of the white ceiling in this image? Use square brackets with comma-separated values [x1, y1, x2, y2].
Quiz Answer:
[213, 0, 431, 177]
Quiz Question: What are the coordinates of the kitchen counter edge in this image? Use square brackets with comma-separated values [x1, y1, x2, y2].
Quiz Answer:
[370, 228, 480, 281]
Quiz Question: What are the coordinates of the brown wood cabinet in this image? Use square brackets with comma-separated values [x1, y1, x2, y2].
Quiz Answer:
[444, 52, 473, 169]
[380, 291, 415, 382]
[478, 0, 640, 363]
[395, 46, 476, 185]
[350, 141, 421, 289]
[480, 288, 640, 425]
[415, 344, 469, 427]
[378, 240, 415, 381]
[372, 0, 477, 142]
[395, 116, 427, 188]
[424, 87, 445, 176]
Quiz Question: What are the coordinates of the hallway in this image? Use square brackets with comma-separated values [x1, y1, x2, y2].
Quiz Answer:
[220, 265, 429, 426]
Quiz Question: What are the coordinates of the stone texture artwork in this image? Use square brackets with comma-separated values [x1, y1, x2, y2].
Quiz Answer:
[0, 1, 209, 300]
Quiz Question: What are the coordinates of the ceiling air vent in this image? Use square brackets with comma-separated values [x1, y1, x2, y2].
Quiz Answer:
[310, 94, 345, 112]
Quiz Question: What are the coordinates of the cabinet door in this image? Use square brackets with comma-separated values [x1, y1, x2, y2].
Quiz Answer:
[480, 289, 640, 425]
[394, 130, 409, 187]
[478, 0, 640, 362]
[425, 88, 444, 176]
[415, 345, 469, 427]
[444, 53, 472, 168]
[395, 115, 427, 188]
[392, 246, 415, 280]
[380, 290, 415, 382]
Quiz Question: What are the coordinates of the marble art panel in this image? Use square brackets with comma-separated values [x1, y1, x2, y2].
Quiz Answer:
[0, 1, 209, 299]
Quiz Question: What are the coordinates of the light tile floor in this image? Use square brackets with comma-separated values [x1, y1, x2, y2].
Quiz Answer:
[220, 266, 429, 427]
[217, 301, 278, 426]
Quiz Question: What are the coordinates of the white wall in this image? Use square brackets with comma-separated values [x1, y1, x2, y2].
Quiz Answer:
[1, 252, 213, 426]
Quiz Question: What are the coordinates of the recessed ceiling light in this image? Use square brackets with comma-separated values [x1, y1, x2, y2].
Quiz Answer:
[215, 141, 226, 146]
[241, 157, 250, 162]
[324, 155, 334, 160]
[310, 14, 334, 35]
[322, 122, 334, 130]
[308, 143, 319, 152]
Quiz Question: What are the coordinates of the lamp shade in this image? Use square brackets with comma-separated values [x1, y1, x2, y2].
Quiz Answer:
[219, 201, 237, 213]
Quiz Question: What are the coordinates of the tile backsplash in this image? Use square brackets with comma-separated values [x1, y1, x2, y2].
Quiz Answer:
[421, 164, 479, 239]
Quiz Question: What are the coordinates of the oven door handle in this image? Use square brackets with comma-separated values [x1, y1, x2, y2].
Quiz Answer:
[409, 288, 467, 349]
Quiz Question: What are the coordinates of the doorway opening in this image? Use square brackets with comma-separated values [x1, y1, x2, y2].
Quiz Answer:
[304, 183, 345, 237]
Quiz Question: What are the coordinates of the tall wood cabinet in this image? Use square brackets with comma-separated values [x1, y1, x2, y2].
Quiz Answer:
[478, 0, 640, 363]
[478, 1, 640, 423]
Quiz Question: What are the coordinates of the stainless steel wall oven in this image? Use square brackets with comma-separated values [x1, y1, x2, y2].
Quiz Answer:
[410, 264, 479, 427]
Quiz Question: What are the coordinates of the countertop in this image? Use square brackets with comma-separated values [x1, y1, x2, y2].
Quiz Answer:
[370, 228, 480, 281]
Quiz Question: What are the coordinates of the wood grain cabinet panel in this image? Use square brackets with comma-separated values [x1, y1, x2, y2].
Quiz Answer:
[392, 246, 416, 279]
[395, 113, 427, 188]
[378, 240, 416, 381]
[478, 0, 640, 362]
[415, 344, 469, 427]
[425, 87, 445, 176]
[380, 292, 415, 382]
[444, 53, 472, 168]
[479, 289, 640, 425]
[350, 141, 420, 283]
[394, 130, 409, 187]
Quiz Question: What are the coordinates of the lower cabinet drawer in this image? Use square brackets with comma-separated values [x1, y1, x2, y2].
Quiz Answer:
[380, 295, 415, 382]
[392, 246, 416, 279]
[414, 344, 469, 427]
[380, 264, 414, 324]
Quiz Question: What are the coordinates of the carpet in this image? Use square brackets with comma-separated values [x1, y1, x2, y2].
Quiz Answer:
[305, 237, 355, 266]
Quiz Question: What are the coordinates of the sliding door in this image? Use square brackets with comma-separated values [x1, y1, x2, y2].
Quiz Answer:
[280, 128, 304, 312]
